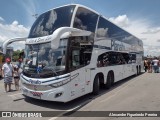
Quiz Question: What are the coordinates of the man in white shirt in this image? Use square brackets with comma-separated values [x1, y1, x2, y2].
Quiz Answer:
[2, 58, 14, 92]
[152, 57, 159, 73]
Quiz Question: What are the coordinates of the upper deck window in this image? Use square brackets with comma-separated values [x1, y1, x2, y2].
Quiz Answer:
[29, 5, 75, 38]
[97, 17, 128, 40]
[73, 7, 98, 33]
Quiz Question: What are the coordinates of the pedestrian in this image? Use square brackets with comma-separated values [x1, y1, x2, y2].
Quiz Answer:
[158, 58, 160, 73]
[2, 57, 14, 92]
[13, 64, 20, 91]
[18, 58, 22, 67]
[152, 57, 159, 73]
[147, 58, 152, 73]
[144, 58, 148, 72]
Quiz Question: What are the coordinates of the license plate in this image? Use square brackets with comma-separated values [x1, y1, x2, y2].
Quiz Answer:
[30, 91, 42, 99]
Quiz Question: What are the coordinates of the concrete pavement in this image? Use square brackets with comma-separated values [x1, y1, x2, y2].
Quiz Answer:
[0, 73, 160, 120]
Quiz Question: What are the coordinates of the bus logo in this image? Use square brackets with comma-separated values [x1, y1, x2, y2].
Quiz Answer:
[28, 79, 41, 85]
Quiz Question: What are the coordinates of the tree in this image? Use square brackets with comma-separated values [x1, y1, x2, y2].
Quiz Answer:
[12, 50, 22, 61]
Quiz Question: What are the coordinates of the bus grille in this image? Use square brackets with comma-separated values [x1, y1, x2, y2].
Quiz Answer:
[22, 83, 52, 91]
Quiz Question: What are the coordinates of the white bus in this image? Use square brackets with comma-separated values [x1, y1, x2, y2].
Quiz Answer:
[18, 4, 143, 102]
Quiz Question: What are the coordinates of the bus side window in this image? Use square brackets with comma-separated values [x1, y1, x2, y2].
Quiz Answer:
[97, 52, 110, 67]
[97, 54, 103, 67]
[110, 53, 117, 65]
[118, 53, 126, 64]
[122, 53, 130, 64]
[103, 53, 109, 66]
[130, 54, 136, 63]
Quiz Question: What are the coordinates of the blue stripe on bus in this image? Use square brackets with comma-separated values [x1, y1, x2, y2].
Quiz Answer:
[42, 75, 70, 83]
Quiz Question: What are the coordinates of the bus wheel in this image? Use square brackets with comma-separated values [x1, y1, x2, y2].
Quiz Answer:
[139, 66, 141, 74]
[92, 75, 100, 95]
[105, 72, 112, 89]
[135, 67, 139, 76]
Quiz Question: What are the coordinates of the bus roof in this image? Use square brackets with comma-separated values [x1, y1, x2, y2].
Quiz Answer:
[41, 4, 142, 43]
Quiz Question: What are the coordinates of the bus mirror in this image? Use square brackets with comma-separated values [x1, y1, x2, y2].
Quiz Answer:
[2, 37, 26, 55]
[51, 27, 92, 50]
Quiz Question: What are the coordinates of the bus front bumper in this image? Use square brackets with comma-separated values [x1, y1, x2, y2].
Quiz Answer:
[21, 86, 67, 102]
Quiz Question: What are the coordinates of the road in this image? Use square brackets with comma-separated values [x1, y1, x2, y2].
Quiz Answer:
[0, 72, 160, 120]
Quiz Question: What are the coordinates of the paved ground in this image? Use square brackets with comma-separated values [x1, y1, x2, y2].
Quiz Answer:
[0, 72, 160, 120]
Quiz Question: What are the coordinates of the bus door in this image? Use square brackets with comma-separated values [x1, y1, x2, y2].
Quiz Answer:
[130, 53, 137, 74]
[69, 36, 93, 97]
[124, 62, 132, 77]
[70, 49, 86, 98]
[110, 52, 123, 81]
[122, 53, 132, 78]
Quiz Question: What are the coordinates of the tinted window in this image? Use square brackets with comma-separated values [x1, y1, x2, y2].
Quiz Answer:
[97, 17, 129, 40]
[129, 53, 136, 63]
[73, 7, 98, 33]
[97, 52, 127, 67]
[97, 17, 142, 49]
[29, 5, 75, 38]
[121, 53, 130, 64]
[69, 36, 93, 70]
[97, 52, 110, 67]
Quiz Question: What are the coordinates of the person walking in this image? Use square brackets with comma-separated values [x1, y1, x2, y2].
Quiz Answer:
[13, 64, 20, 91]
[159, 59, 160, 73]
[2, 58, 14, 92]
[144, 58, 148, 72]
[152, 57, 159, 73]
[147, 58, 152, 73]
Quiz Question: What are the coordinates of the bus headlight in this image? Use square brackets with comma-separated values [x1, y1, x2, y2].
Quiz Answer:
[48, 78, 71, 88]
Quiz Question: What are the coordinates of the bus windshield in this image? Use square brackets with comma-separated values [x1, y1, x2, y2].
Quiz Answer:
[28, 5, 75, 38]
[23, 40, 67, 78]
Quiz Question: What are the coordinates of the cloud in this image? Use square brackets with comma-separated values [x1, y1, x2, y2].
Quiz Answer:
[141, 27, 160, 34]
[143, 45, 160, 57]
[157, 39, 160, 42]
[140, 38, 147, 41]
[0, 21, 30, 50]
[109, 15, 160, 56]
[0, 1, 36, 51]
[109, 15, 130, 28]
[0, 17, 4, 22]
[96, 28, 108, 38]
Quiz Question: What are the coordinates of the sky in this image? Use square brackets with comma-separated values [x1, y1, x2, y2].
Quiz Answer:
[0, 0, 160, 56]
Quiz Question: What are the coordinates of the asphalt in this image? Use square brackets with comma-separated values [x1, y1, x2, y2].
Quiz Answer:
[0, 72, 160, 120]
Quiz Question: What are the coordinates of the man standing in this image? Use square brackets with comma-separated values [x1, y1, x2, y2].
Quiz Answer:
[144, 58, 148, 72]
[2, 58, 14, 92]
[152, 57, 159, 73]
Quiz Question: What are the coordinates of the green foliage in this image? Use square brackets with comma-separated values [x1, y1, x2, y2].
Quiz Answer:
[12, 50, 23, 61]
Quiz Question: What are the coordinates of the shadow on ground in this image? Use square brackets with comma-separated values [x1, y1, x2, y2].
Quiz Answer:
[23, 72, 145, 111]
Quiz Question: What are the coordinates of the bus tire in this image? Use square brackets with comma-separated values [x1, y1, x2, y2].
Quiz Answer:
[139, 66, 141, 74]
[105, 72, 112, 89]
[136, 67, 139, 75]
[92, 75, 100, 95]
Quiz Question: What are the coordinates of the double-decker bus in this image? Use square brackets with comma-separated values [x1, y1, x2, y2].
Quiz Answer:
[4, 4, 143, 102]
